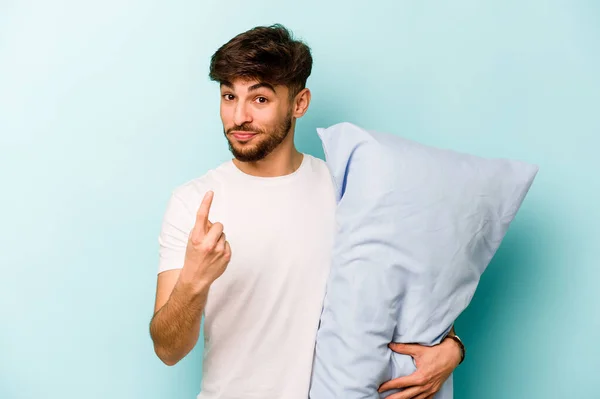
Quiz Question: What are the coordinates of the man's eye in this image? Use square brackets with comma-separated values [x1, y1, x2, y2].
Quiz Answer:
[255, 97, 268, 104]
[223, 94, 235, 100]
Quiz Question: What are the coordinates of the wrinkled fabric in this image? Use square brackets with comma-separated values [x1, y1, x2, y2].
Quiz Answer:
[309, 122, 538, 399]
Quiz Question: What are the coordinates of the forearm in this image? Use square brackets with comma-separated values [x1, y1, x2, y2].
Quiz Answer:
[150, 278, 209, 365]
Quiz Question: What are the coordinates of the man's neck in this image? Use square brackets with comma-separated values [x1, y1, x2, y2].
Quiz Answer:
[232, 144, 304, 178]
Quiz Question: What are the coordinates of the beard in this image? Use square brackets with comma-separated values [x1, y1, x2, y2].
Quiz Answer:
[224, 111, 293, 163]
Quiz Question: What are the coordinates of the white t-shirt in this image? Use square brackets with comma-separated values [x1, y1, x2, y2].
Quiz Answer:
[157, 153, 337, 399]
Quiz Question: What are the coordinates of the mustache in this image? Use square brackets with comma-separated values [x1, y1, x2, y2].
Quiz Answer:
[226, 124, 264, 135]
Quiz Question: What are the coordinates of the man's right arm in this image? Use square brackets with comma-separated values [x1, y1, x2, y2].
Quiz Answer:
[149, 269, 210, 366]
[149, 190, 230, 366]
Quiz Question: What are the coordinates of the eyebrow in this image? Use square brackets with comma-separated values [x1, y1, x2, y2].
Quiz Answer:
[248, 82, 276, 94]
[220, 81, 276, 94]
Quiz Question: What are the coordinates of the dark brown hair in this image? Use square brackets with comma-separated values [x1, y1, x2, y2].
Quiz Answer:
[209, 24, 313, 99]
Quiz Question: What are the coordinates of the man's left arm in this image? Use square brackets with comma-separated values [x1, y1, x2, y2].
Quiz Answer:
[377, 326, 465, 399]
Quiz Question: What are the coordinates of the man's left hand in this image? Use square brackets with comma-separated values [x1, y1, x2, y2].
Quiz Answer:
[377, 337, 462, 399]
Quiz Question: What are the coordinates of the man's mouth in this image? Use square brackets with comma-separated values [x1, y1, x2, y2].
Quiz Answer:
[231, 132, 257, 141]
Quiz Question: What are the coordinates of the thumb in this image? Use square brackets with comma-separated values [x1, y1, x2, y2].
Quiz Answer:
[389, 342, 420, 357]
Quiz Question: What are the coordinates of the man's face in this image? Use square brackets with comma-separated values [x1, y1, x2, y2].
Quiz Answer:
[220, 78, 294, 162]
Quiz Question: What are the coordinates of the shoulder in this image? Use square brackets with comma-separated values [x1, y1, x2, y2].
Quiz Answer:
[302, 154, 337, 197]
[303, 153, 329, 175]
[168, 160, 233, 211]
[303, 154, 332, 180]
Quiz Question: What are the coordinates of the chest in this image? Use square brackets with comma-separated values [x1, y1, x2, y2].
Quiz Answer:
[206, 182, 336, 296]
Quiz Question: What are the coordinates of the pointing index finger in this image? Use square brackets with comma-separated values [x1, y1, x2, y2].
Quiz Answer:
[195, 190, 214, 232]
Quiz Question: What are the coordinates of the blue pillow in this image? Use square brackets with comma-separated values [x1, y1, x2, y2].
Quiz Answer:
[309, 122, 539, 399]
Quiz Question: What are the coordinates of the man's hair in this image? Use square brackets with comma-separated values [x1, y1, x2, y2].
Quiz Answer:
[209, 24, 312, 99]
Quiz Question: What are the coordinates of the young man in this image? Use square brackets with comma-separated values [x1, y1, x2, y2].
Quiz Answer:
[150, 24, 463, 399]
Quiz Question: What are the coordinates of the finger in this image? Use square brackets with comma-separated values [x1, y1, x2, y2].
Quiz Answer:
[203, 222, 224, 250]
[191, 220, 213, 245]
[224, 241, 232, 260]
[389, 342, 420, 357]
[214, 232, 226, 253]
[378, 372, 424, 392]
[194, 191, 214, 233]
[385, 386, 424, 399]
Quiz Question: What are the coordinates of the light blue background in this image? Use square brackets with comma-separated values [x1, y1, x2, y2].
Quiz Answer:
[1, 1, 598, 398]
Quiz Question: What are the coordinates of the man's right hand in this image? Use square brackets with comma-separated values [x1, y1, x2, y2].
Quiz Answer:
[180, 190, 231, 288]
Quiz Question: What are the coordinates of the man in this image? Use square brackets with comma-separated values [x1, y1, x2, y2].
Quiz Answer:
[149, 24, 464, 399]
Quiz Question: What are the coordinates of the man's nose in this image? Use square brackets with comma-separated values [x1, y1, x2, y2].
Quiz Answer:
[233, 102, 252, 127]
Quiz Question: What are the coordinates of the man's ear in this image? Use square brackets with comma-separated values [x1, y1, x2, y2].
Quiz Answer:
[292, 88, 311, 118]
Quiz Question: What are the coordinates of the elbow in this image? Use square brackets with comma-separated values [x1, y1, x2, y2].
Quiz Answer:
[161, 357, 179, 367]
[154, 345, 182, 367]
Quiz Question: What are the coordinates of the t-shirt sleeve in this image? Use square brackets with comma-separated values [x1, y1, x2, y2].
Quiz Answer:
[157, 192, 195, 274]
